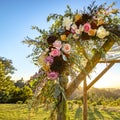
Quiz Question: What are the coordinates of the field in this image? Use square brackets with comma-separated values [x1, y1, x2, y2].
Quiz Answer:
[0, 104, 120, 120]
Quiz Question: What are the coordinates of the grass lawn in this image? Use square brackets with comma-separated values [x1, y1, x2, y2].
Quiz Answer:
[0, 104, 120, 120]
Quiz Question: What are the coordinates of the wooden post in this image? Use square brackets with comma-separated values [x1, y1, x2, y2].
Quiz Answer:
[87, 63, 115, 90]
[66, 38, 115, 98]
[83, 78, 87, 120]
[57, 75, 68, 120]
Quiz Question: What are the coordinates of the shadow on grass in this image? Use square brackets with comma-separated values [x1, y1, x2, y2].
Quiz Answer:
[88, 106, 97, 120]
[103, 108, 120, 120]
[94, 107, 104, 119]
[74, 107, 82, 120]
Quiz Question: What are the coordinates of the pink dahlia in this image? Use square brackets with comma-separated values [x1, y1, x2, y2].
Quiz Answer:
[47, 71, 59, 80]
[45, 56, 54, 64]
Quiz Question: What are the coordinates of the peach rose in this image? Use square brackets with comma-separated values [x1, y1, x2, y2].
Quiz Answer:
[62, 44, 71, 54]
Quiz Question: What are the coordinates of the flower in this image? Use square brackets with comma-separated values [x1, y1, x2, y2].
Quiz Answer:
[50, 49, 61, 57]
[73, 34, 79, 40]
[75, 29, 81, 34]
[71, 24, 77, 34]
[75, 14, 82, 22]
[60, 34, 67, 41]
[71, 24, 77, 30]
[62, 17, 73, 30]
[53, 40, 62, 50]
[45, 56, 54, 64]
[97, 19, 104, 26]
[47, 71, 59, 80]
[83, 23, 91, 33]
[62, 44, 71, 54]
[88, 29, 96, 36]
[96, 26, 109, 39]
[47, 35, 57, 45]
[79, 25, 84, 32]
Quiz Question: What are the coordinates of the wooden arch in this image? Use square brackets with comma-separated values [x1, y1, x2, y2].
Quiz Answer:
[65, 38, 120, 120]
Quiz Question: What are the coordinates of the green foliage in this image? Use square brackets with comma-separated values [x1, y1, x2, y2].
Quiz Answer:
[0, 57, 16, 75]
[9, 86, 33, 103]
[0, 59, 16, 103]
[14, 78, 25, 88]
[0, 57, 32, 103]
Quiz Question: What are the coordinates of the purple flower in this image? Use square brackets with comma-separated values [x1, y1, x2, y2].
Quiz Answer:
[45, 56, 54, 64]
[47, 71, 59, 80]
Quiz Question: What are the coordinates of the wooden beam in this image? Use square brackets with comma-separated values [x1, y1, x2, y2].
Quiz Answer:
[66, 38, 115, 98]
[99, 59, 120, 63]
[87, 63, 115, 90]
[83, 78, 87, 120]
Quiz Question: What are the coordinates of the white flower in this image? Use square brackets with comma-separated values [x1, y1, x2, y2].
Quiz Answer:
[63, 17, 73, 30]
[79, 25, 84, 32]
[73, 34, 79, 40]
[75, 29, 81, 34]
[97, 26, 109, 39]
[62, 43, 71, 54]
[53, 40, 62, 50]
[71, 24, 77, 30]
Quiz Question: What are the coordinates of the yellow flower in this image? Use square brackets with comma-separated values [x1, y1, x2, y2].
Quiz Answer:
[60, 34, 67, 41]
[75, 14, 82, 22]
[88, 29, 96, 36]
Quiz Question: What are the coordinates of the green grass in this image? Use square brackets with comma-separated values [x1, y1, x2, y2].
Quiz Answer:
[0, 104, 49, 120]
[0, 104, 120, 120]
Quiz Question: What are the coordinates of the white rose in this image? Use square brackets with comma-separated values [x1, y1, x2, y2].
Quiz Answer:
[63, 17, 73, 30]
[97, 26, 109, 39]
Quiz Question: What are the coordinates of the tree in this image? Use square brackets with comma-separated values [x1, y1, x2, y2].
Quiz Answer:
[9, 85, 33, 103]
[23, 2, 120, 120]
[0, 57, 16, 103]
[0, 57, 16, 75]
[14, 77, 25, 88]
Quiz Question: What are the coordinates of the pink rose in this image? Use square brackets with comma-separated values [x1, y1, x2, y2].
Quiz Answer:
[47, 71, 59, 80]
[49, 49, 61, 57]
[53, 40, 62, 50]
[62, 44, 71, 54]
[83, 23, 91, 33]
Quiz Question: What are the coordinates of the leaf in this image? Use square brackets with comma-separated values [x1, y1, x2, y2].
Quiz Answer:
[62, 54, 68, 61]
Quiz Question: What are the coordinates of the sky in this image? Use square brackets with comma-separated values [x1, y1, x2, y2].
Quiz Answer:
[0, 0, 120, 88]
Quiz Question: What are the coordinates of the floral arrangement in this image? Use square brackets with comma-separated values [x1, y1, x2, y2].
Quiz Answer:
[23, 2, 120, 118]
[36, 2, 119, 81]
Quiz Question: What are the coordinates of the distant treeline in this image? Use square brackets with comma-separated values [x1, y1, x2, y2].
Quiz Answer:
[70, 87, 120, 100]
